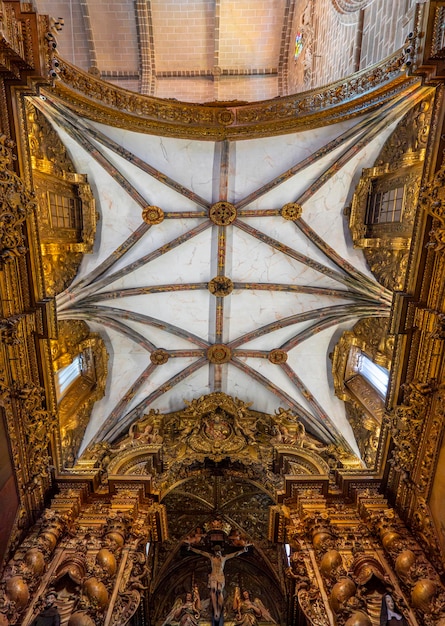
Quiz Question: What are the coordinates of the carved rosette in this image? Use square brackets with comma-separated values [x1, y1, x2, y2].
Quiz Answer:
[150, 349, 169, 365]
[207, 344, 232, 363]
[208, 276, 233, 296]
[268, 349, 288, 364]
[142, 205, 164, 225]
[281, 203, 303, 221]
[216, 110, 235, 126]
[209, 201, 237, 226]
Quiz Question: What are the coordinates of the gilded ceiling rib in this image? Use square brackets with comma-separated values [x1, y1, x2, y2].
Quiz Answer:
[233, 219, 385, 301]
[228, 305, 385, 350]
[75, 283, 209, 305]
[229, 358, 336, 444]
[230, 283, 366, 299]
[278, 306, 388, 351]
[294, 85, 428, 207]
[234, 107, 382, 210]
[212, 140, 230, 358]
[33, 98, 150, 209]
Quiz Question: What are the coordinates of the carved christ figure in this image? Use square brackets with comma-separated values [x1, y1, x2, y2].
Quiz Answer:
[187, 544, 250, 620]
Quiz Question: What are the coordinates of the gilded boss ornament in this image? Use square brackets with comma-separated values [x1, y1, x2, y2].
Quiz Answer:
[142, 205, 164, 225]
[268, 349, 288, 364]
[208, 276, 233, 296]
[207, 344, 232, 363]
[210, 201, 237, 226]
[150, 349, 169, 365]
[281, 203, 303, 221]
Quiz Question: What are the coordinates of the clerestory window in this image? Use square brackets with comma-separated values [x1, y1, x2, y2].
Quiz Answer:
[365, 185, 405, 226]
[355, 352, 389, 399]
[48, 191, 81, 230]
[55, 355, 82, 400]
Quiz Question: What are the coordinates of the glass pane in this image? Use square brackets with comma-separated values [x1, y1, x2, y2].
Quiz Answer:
[357, 353, 389, 398]
[55, 356, 82, 400]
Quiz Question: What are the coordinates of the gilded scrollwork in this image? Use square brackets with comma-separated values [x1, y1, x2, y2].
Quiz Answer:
[0, 135, 36, 266]
[48, 49, 416, 140]
[389, 381, 435, 481]
[419, 163, 445, 252]
[363, 247, 410, 292]
[27, 102, 97, 297]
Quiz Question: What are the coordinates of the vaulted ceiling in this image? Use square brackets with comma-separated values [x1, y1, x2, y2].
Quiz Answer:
[29, 0, 422, 463]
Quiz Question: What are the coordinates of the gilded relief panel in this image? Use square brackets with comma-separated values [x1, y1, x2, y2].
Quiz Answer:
[348, 96, 433, 292]
[27, 102, 97, 297]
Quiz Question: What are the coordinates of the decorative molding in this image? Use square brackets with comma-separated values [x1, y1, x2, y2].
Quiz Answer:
[46, 50, 419, 140]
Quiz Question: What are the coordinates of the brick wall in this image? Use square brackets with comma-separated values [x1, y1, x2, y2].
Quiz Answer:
[151, 0, 214, 72]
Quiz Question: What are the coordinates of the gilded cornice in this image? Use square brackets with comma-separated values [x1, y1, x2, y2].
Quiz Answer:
[44, 49, 420, 140]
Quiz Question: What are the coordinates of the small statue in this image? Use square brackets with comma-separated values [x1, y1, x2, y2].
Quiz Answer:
[380, 593, 408, 626]
[30, 591, 61, 626]
[162, 586, 201, 626]
[233, 588, 276, 625]
[187, 544, 250, 620]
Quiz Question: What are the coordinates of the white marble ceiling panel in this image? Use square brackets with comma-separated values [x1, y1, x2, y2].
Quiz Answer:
[232, 355, 316, 416]
[239, 319, 317, 351]
[229, 118, 364, 203]
[92, 225, 212, 293]
[226, 290, 351, 343]
[90, 123, 217, 201]
[286, 325, 362, 452]
[89, 143, 208, 213]
[234, 217, 352, 278]
[225, 363, 306, 419]
[104, 291, 212, 341]
[95, 218, 208, 279]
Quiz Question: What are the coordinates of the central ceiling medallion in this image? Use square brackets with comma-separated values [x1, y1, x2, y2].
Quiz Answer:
[208, 276, 233, 296]
[142, 205, 164, 225]
[281, 202, 303, 221]
[209, 201, 237, 226]
[207, 344, 232, 363]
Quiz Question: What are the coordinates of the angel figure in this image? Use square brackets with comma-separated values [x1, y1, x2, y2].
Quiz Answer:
[233, 588, 276, 626]
[162, 586, 201, 626]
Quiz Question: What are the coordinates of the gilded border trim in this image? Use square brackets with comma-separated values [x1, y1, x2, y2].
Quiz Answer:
[44, 49, 419, 140]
